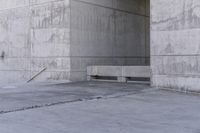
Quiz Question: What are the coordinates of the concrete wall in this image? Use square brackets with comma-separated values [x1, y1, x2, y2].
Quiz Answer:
[0, 0, 150, 83]
[70, 0, 150, 81]
[151, 0, 200, 91]
[0, 0, 70, 83]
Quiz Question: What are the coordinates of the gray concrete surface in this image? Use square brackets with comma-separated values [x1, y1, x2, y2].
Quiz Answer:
[2, 0, 200, 92]
[0, 0, 71, 83]
[0, 81, 150, 113]
[70, 0, 150, 81]
[0, 0, 150, 83]
[151, 0, 200, 91]
[0, 82, 200, 133]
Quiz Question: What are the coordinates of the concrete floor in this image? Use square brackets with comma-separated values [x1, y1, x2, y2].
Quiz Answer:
[0, 82, 200, 133]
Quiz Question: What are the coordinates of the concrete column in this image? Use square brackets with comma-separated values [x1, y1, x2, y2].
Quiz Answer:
[151, 0, 200, 92]
[0, 0, 71, 83]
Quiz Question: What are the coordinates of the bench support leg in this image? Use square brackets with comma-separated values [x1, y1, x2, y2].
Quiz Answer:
[118, 77, 127, 83]
[87, 75, 92, 81]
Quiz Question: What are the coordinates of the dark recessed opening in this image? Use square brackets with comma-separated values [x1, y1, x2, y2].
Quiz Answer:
[91, 76, 118, 81]
[127, 77, 150, 82]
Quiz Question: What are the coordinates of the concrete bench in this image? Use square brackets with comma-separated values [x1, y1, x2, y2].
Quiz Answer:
[87, 66, 151, 83]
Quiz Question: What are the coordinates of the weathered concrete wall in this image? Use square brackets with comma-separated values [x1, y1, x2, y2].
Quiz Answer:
[151, 0, 200, 91]
[70, 0, 150, 81]
[0, 0, 70, 83]
[0, 0, 150, 83]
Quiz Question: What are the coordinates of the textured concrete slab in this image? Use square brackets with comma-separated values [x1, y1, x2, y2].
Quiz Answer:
[0, 0, 71, 83]
[151, 0, 200, 91]
[0, 82, 200, 132]
[0, 81, 150, 113]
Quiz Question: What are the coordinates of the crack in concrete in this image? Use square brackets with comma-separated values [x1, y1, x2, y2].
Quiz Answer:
[0, 92, 144, 115]
[0, 99, 82, 115]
